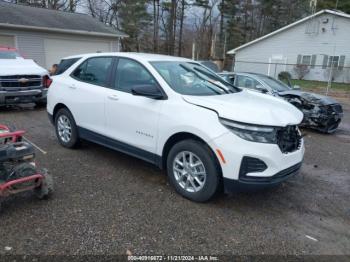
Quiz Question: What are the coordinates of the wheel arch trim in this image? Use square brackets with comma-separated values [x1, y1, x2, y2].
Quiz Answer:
[160, 132, 223, 176]
[52, 103, 75, 122]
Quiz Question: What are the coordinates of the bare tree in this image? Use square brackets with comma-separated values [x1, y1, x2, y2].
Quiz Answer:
[294, 64, 310, 80]
[167, 0, 177, 55]
[11, 0, 82, 11]
[153, 0, 160, 52]
[7, 0, 319, 58]
[177, 0, 186, 56]
[192, 0, 220, 59]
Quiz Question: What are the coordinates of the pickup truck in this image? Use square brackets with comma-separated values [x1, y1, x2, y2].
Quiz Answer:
[0, 46, 51, 106]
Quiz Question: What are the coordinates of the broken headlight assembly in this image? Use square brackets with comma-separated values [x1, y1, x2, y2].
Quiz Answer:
[219, 118, 277, 144]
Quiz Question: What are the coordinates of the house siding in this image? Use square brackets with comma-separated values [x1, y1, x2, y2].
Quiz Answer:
[0, 28, 120, 69]
[17, 33, 46, 66]
[233, 13, 350, 83]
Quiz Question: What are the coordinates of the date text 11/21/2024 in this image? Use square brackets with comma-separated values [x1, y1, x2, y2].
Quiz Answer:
[127, 255, 219, 261]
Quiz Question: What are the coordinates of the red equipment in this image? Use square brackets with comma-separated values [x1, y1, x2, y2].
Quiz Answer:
[0, 124, 25, 143]
[0, 125, 53, 210]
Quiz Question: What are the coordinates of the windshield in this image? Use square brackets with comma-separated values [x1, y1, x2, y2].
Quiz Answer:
[151, 61, 239, 96]
[258, 75, 291, 92]
[0, 51, 22, 59]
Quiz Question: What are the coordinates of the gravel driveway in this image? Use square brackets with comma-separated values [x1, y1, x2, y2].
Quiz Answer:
[0, 100, 349, 257]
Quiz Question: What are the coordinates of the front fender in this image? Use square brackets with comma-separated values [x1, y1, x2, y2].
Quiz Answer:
[156, 102, 228, 156]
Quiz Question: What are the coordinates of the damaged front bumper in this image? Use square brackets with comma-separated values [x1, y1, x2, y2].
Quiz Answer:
[208, 129, 305, 193]
[301, 104, 344, 133]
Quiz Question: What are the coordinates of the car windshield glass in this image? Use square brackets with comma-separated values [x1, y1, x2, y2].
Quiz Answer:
[258, 75, 291, 92]
[0, 51, 22, 59]
[151, 61, 239, 96]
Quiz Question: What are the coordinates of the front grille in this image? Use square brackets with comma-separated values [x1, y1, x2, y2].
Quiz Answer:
[318, 104, 343, 118]
[239, 157, 267, 178]
[277, 125, 301, 154]
[0, 75, 41, 80]
[0, 75, 42, 89]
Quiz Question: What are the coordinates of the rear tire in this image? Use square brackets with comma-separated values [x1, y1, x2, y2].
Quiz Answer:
[166, 139, 221, 202]
[34, 170, 53, 200]
[54, 108, 79, 148]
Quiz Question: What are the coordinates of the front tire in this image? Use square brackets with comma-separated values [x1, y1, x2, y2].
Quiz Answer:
[54, 108, 79, 148]
[166, 139, 221, 202]
[320, 120, 341, 134]
[35, 100, 47, 108]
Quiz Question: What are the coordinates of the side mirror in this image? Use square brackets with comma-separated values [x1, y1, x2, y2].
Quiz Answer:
[131, 84, 165, 100]
[293, 85, 301, 90]
[256, 84, 269, 93]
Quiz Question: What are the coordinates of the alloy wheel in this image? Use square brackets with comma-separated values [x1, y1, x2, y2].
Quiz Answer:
[173, 151, 207, 193]
[57, 115, 72, 143]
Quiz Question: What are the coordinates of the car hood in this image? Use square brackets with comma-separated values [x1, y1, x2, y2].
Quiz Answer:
[0, 58, 48, 76]
[183, 90, 303, 127]
[278, 90, 338, 105]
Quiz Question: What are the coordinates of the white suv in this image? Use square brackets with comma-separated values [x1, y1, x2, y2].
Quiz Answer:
[47, 53, 304, 202]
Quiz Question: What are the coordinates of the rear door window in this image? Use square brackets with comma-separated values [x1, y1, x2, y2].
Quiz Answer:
[236, 75, 261, 90]
[56, 58, 81, 75]
[72, 57, 113, 87]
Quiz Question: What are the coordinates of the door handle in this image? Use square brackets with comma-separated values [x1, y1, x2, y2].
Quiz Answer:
[107, 94, 119, 101]
[68, 84, 77, 90]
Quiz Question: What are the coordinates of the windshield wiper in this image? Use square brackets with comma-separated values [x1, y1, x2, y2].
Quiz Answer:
[193, 66, 237, 93]
[180, 64, 230, 94]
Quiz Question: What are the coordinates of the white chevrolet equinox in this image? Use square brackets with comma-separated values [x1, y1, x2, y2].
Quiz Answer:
[47, 53, 305, 202]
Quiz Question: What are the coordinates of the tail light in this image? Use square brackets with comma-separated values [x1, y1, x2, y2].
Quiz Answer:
[43, 75, 53, 88]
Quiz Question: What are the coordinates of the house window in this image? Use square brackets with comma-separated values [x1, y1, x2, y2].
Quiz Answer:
[297, 54, 313, 66]
[328, 56, 340, 68]
[301, 55, 312, 65]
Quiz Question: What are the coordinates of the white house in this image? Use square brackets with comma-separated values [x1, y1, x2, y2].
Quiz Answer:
[227, 9, 350, 83]
[0, 1, 127, 69]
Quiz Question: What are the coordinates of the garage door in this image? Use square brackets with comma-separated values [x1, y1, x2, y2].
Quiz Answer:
[44, 38, 111, 68]
[0, 35, 15, 47]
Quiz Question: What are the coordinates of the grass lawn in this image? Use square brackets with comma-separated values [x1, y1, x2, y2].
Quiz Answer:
[290, 79, 350, 92]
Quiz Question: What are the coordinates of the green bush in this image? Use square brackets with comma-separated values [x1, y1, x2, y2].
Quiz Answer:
[278, 71, 291, 80]
[278, 71, 292, 86]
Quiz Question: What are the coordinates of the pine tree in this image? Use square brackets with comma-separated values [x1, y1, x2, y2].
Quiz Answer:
[318, 0, 350, 13]
[119, 0, 151, 52]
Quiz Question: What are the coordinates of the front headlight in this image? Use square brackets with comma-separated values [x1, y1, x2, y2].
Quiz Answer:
[219, 118, 278, 144]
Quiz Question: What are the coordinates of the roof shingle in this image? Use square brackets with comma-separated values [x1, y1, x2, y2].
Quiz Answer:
[0, 1, 126, 37]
